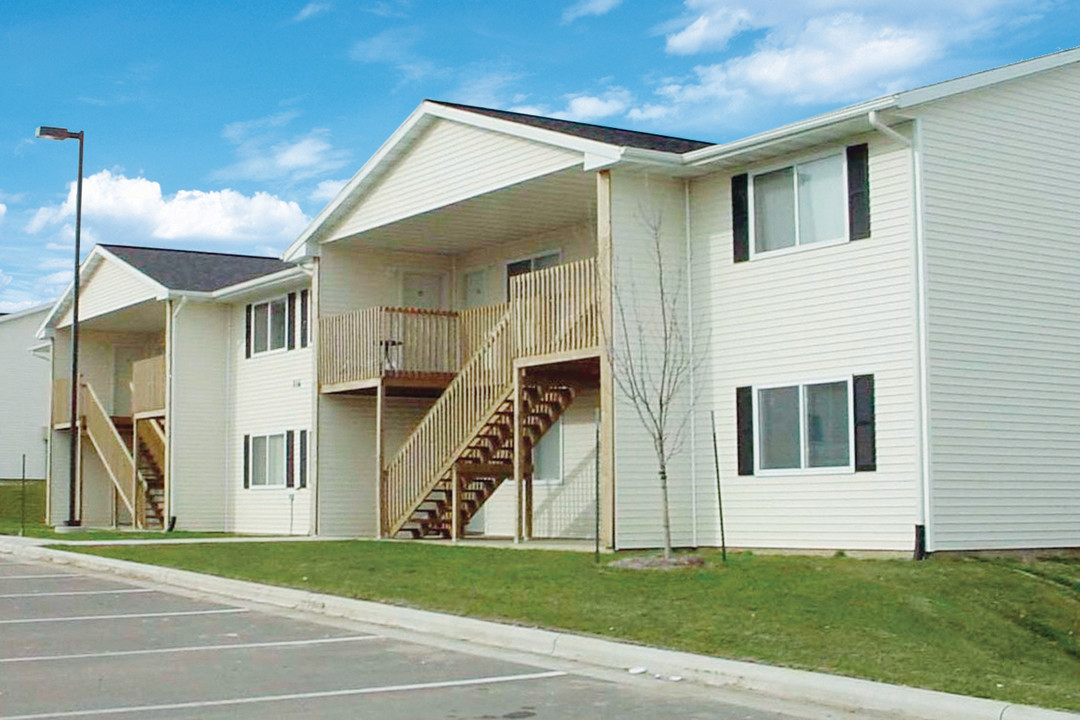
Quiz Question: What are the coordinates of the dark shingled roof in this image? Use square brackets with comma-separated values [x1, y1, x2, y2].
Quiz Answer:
[431, 101, 712, 154]
[102, 245, 294, 293]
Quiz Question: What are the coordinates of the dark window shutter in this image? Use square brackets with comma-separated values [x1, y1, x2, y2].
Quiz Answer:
[245, 305, 253, 359]
[287, 293, 297, 351]
[732, 174, 749, 262]
[299, 429, 308, 488]
[243, 435, 251, 489]
[853, 374, 876, 471]
[300, 289, 309, 349]
[847, 144, 870, 240]
[736, 386, 754, 475]
[286, 430, 295, 487]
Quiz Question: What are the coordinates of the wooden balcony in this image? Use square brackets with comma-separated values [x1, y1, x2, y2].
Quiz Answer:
[319, 306, 506, 394]
[319, 258, 600, 396]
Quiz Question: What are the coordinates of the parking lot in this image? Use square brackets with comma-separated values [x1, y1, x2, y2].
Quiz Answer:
[0, 556, 805, 720]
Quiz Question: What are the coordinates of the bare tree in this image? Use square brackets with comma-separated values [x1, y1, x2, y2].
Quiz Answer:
[607, 208, 695, 561]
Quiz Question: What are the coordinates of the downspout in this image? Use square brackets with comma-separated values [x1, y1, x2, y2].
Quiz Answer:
[869, 110, 932, 558]
[166, 296, 189, 530]
[684, 178, 698, 547]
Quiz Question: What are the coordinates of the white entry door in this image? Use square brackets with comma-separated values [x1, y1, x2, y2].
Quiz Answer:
[401, 272, 445, 309]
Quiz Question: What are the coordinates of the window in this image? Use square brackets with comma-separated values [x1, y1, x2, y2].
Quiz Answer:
[752, 153, 846, 255]
[533, 418, 562, 483]
[244, 429, 309, 489]
[731, 143, 870, 262]
[506, 251, 560, 297]
[246, 290, 310, 358]
[735, 375, 877, 476]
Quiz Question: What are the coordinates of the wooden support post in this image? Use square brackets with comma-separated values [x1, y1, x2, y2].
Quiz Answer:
[451, 465, 460, 542]
[596, 169, 616, 549]
[132, 419, 140, 529]
[513, 368, 523, 543]
[524, 446, 534, 541]
[375, 379, 385, 538]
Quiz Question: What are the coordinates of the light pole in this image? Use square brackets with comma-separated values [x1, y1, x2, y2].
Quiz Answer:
[36, 125, 84, 528]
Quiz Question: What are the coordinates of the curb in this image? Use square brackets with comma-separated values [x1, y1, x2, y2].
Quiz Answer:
[2, 541, 1076, 720]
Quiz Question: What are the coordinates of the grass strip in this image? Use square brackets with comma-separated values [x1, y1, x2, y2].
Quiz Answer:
[63, 540, 1080, 712]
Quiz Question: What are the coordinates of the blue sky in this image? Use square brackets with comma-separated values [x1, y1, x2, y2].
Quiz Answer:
[1, 0, 1077, 312]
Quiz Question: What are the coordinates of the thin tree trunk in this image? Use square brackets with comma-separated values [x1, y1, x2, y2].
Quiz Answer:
[658, 463, 672, 561]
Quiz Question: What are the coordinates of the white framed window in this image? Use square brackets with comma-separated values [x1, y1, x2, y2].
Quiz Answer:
[244, 429, 309, 490]
[755, 378, 853, 475]
[249, 433, 287, 487]
[250, 297, 288, 355]
[751, 152, 847, 257]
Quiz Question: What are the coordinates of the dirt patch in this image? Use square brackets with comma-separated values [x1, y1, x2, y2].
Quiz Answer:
[608, 555, 707, 570]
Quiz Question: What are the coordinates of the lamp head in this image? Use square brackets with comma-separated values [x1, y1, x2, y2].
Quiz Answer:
[36, 126, 80, 141]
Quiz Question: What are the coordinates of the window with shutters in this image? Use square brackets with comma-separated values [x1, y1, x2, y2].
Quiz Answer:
[732, 144, 870, 262]
[246, 290, 310, 358]
[244, 429, 309, 490]
[736, 375, 876, 476]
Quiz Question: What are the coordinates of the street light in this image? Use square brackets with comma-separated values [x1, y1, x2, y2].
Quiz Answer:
[36, 125, 84, 528]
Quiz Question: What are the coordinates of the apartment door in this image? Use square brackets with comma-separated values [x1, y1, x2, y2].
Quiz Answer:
[464, 269, 489, 308]
[401, 272, 445, 309]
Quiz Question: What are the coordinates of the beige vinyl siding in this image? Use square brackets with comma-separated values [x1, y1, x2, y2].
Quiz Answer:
[228, 296, 314, 535]
[688, 133, 919, 551]
[330, 119, 581, 241]
[319, 244, 455, 315]
[0, 308, 50, 479]
[315, 395, 431, 537]
[918, 63, 1080, 551]
[170, 302, 229, 531]
[482, 389, 599, 538]
[608, 171, 696, 549]
[57, 257, 158, 327]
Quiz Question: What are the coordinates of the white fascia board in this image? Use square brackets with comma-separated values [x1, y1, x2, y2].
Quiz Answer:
[0, 302, 52, 325]
[897, 46, 1080, 108]
[684, 96, 898, 168]
[283, 106, 437, 261]
[35, 246, 107, 335]
[207, 266, 309, 303]
[282, 100, 642, 259]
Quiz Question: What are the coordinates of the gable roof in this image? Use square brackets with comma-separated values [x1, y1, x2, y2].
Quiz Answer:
[429, 101, 711, 154]
[101, 245, 293, 293]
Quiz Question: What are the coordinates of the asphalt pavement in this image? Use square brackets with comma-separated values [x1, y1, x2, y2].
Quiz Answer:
[0, 556, 807, 720]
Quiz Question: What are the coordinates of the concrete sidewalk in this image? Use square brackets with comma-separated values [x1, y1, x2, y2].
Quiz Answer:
[1, 536, 1075, 720]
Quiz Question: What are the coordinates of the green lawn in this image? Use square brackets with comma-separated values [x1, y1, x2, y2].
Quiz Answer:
[64, 540, 1080, 712]
[0, 481, 234, 541]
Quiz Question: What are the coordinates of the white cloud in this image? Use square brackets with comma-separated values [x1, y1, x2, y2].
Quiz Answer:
[292, 2, 331, 22]
[0, 269, 10, 291]
[216, 122, 349, 185]
[349, 27, 439, 81]
[0, 203, 6, 227]
[562, 0, 622, 23]
[309, 178, 349, 203]
[626, 0, 1039, 130]
[25, 170, 310, 247]
[554, 88, 634, 121]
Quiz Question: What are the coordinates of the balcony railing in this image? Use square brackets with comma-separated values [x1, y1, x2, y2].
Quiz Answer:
[319, 259, 598, 392]
[132, 355, 166, 415]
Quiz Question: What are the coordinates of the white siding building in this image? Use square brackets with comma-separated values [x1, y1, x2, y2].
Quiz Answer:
[0, 304, 52, 480]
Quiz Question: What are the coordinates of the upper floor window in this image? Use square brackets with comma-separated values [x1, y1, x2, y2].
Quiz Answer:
[732, 143, 870, 262]
[506, 251, 560, 297]
[246, 289, 310, 358]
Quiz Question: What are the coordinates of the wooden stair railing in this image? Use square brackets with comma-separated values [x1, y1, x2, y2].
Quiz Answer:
[81, 381, 137, 520]
[135, 418, 167, 529]
[383, 311, 515, 536]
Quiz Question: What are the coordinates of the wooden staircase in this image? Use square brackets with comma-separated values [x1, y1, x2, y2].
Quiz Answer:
[135, 419, 167, 529]
[397, 381, 579, 538]
[381, 257, 601, 540]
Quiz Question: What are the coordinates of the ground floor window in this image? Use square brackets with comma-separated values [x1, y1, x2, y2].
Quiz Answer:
[244, 429, 309, 489]
[737, 375, 875, 476]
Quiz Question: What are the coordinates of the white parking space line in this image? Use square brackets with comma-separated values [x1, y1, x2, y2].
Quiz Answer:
[0, 670, 568, 720]
[0, 589, 156, 599]
[0, 574, 77, 580]
[0, 635, 381, 664]
[0, 608, 249, 625]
